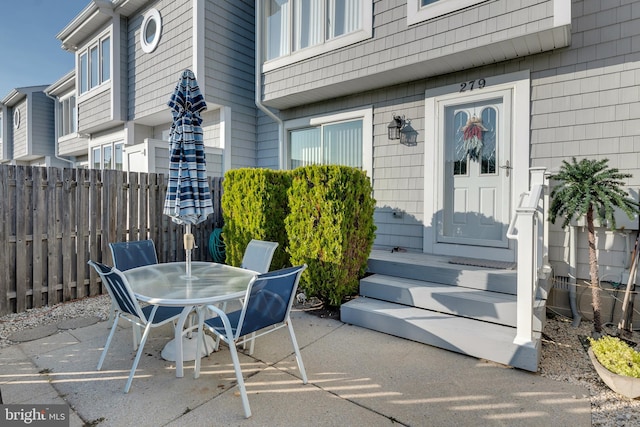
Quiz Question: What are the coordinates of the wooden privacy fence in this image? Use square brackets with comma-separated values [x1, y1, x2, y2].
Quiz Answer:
[0, 165, 224, 316]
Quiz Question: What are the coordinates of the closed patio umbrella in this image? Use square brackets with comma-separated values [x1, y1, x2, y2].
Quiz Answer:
[163, 69, 213, 278]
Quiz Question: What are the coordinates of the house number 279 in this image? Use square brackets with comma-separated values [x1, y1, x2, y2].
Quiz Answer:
[459, 79, 486, 92]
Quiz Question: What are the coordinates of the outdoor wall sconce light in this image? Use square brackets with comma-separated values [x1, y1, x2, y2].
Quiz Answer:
[400, 120, 418, 146]
[387, 115, 404, 140]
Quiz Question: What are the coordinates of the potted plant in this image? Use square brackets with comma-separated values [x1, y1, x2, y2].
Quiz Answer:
[588, 335, 640, 399]
[548, 157, 640, 336]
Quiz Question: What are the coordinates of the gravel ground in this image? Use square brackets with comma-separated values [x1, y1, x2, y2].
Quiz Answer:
[1, 296, 639, 426]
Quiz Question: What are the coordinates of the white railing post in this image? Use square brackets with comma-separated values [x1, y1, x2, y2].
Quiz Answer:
[510, 167, 547, 347]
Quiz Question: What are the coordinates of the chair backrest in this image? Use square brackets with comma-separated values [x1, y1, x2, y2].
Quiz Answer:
[88, 260, 145, 321]
[109, 240, 158, 271]
[240, 239, 279, 273]
[236, 264, 306, 338]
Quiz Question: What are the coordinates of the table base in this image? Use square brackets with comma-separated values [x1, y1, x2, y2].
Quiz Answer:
[160, 334, 215, 362]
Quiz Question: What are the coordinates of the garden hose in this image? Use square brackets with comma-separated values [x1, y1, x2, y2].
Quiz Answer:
[209, 228, 226, 263]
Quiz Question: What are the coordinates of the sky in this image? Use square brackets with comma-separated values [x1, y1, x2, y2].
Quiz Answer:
[0, 0, 89, 99]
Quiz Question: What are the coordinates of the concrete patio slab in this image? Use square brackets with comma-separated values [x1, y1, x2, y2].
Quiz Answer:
[0, 309, 591, 427]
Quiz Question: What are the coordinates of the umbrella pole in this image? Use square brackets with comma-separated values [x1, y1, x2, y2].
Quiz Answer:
[184, 224, 194, 277]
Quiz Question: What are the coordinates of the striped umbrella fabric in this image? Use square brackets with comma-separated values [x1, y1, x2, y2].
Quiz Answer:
[163, 69, 213, 226]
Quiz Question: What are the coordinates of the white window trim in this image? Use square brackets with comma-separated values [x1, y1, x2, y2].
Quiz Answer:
[77, 30, 112, 98]
[13, 109, 20, 129]
[423, 70, 530, 256]
[90, 139, 125, 170]
[282, 106, 373, 177]
[262, 1, 372, 72]
[407, 0, 488, 26]
[58, 94, 77, 138]
[140, 8, 162, 54]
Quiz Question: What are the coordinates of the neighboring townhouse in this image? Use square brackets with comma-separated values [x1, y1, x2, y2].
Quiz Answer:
[46, 71, 88, 167]
[0, 86, 70, 167]
[55, 0, 255, 175]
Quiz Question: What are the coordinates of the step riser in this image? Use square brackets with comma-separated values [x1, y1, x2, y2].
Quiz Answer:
[368, 258, 517, 294]
[360, 275, 545, 331]
[340, 298, 540, 372]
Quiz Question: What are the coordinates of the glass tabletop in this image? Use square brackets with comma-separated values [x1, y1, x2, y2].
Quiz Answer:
[124, 261, 257, 306]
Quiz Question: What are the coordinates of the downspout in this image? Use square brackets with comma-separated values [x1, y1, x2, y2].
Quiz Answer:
[255, 0, 284, 168]
[45, 92, 75, 166]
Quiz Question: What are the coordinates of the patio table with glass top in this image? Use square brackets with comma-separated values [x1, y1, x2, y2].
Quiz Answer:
[123, 261, 257, 377]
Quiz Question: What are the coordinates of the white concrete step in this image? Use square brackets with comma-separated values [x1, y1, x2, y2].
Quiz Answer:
[340, 297, 541, 372]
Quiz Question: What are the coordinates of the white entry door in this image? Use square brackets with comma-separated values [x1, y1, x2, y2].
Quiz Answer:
[433, 89, 513, 259]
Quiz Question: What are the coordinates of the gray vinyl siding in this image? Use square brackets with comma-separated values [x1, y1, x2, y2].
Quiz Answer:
[531, 0, 640, 279]
[256, 110, 279, 169]
[12, 102, 27, 158]
[119, 16, 128, 122]
[29, 92, 55, 156]
[0, 111, 4, 160]
[79, 89, 111, 133]
[128, 0, 193, 121]
[58, 138, 89, 157]
[204, 0, 256, 169]
[262, 0, 560, 108]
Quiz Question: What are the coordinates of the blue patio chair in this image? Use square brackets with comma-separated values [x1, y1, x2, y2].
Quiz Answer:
[109, 239, 158, 271]
[240, 239, 279, 273]
[194, 264, 308, 418]
[109, 240, 160, 348]
[88, 260, 186, 393]
[216, 239, 280, 354]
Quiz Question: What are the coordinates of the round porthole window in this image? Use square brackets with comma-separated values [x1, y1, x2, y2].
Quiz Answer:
[140, 8, 162, 53]
[13, 109, 20, 129]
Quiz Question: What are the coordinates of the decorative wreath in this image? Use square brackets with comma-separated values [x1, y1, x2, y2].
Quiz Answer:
[461, 116, 487, 161]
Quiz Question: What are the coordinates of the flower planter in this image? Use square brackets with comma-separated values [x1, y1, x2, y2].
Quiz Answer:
[588, 348, 640, 399]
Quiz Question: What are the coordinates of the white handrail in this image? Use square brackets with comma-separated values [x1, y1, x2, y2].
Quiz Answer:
[506, 191, 529, 239]
[510, 168, 547, 347]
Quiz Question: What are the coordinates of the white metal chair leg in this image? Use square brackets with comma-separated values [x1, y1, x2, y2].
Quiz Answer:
[124, 322, 153, 393]
[228, 338, 252, 418]
[132, 324, 142, 350]
[97, 315, 120, 370]
[287, 319, 307, 383]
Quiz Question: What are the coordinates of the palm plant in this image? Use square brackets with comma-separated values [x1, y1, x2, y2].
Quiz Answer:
[548, 157, 640, 336]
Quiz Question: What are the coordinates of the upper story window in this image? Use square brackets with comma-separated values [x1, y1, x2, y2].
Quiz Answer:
[79, 34, 111, 95]
[263, 0, 372, 72]
[58, 95, 77, 137]
[407, 0, 487, 25]
[284, 107, 372, 177]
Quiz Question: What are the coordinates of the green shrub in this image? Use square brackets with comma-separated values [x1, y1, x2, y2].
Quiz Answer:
[221, 168, 292, 270]
[285, 165, 376, 307]
[589, 335, 640, 378]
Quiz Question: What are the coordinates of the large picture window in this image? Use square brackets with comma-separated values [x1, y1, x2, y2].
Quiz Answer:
[263, 0, 371, 71]
[284, 107, 372, 176]
[290, 120, 363, 169]
[78, 34, 111, 94]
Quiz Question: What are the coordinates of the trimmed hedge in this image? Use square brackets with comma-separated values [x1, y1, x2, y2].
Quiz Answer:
[221, 168, 291, 270]
[222, 165, 376, 307]
[285, 165, 376, 307]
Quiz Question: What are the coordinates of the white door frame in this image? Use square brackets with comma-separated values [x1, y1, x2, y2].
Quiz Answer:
[423, 70, 531, 261]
